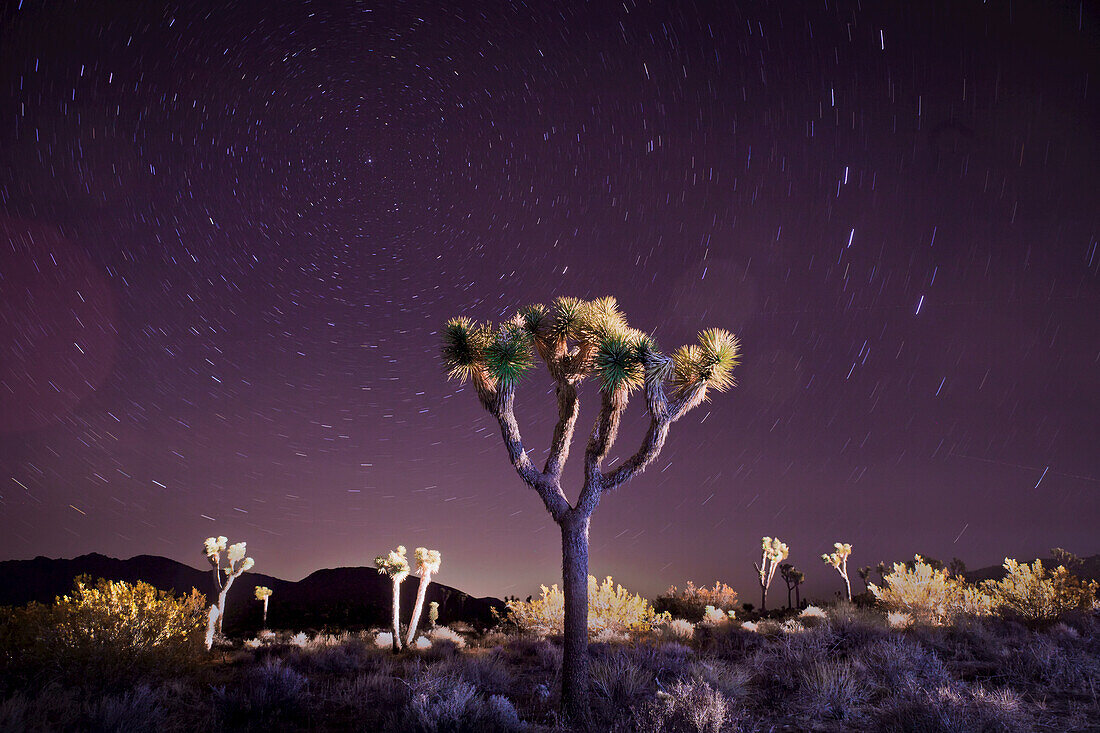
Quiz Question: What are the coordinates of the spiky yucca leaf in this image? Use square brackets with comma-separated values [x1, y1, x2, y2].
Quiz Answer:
[548, 296, 585, 341]
[580, 296, 630, 343]
[484, 324, 534, 388]
[669, 344, 704, 396]
[442, 317, 491, 383]
[593, 331, 646, 393]
[695, 328, 741, 392]
[518, 303, 549, 338]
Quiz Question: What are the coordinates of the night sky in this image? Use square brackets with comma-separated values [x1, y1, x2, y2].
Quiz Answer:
[1, 0, 1097, 601]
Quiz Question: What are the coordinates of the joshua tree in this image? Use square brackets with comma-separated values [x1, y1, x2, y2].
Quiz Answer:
[202, 536, 254, 650]
[822, 542, 853, 601]
[858, 565, 872, 592]
[254, 586, 272, 628]
[780, 563, 803, 609]
[947, 557, 968, 578]
[375, 545, 410, 653]
[442, 296, 740, 723]
[428, 601, 440, 629]
[405, 547, 442, 647]
[754, 536, 789, 612]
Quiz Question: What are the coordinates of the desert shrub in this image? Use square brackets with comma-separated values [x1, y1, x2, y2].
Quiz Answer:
[792, 660, 870, 722]
[212, 657, 308, 725]
[506, 576, 668, 637]
[870, 555, 993, 625]
[428, 625, 467, 649]
[401, 668, 526, 733]
[660, 618, 696, 642]
[0, 576, 206, 686]
[982, 558, 1098, 625]
[631, 680, 730, 733]
[654, 582, 740, 623]
[797, 605, 828, 628]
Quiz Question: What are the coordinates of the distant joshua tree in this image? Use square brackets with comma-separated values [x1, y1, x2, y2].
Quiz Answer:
[947, 557, 968, 578]
[428, 601, 440, 629]
[405, 547, 442, 647]
[1050, 548, 1083, 574]
[755, 536, 789, 612]
[780, 563, 804, 609]
[822, 542, 853, 601]
[442, 296, 740, 723]
[375, 545, 410, 653]
[858, 566, 873, 592]
[202, 536, 254, 650]
[254, 586, 272, 628]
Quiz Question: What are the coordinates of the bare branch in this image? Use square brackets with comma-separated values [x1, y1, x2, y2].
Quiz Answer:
[490, 383, 571, 521]
[543, 380, 580, 479]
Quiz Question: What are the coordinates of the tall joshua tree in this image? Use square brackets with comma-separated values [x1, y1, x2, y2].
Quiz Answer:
[254, 586, 273, 628]
[442, 296, 740, 723]
[754, 536, 789, 612]
[375, 545, 410, 653]
[202, 536, 254, 650]
[822, 542, 853, 601]
[405, 547, 442, 647]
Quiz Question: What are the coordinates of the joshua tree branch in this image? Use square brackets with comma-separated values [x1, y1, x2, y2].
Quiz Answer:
[543, 379, 580, 479]
[489, 382, 570, 521]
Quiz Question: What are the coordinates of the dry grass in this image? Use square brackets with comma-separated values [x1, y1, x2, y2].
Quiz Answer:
[1, 605, 1097, 731]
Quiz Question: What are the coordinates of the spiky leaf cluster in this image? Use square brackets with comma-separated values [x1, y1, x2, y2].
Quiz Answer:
[441, 317, 492, 383]
[761, 536, 790, 563]
[443, 297, 740, 401]
[375, 545, 410, 582]
[822, 542, 853, 569]
[670, 329, 741, 396]
[484, 323, 534, 388]
[413, 547, 442, 574]
[254, 586, 272, 601]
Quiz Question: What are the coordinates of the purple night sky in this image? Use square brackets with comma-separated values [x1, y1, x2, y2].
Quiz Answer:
[0, 1, 1096, 601]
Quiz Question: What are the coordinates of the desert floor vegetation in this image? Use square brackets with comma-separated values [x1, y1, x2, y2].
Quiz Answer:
[2, 571, 1098, 732]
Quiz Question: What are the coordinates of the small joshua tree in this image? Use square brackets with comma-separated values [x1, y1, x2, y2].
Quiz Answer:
[202, 536, 254, 650]
[428, 601, 440, 629]
[405, 547, 442, 647]
[754, 536, 789, 612]
[857, 566, 872, 592]
[442, 297, 740, 722]
[254, 586, 272, 628]
[780, 563, 803, 609]
[375, 545, 410, 653]
[822, 542, 853, 601]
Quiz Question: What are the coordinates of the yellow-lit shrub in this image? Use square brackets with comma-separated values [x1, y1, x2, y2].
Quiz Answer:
[983, 559, 1098, 624]
[869, 555, 993, 625]
[507, 575, 668, 637]
[654, 581, 741, 622]
[0, 576, 206, 684]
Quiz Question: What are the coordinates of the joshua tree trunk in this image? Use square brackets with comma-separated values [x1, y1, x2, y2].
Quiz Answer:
[405, 570, 434, 647]
[560, 515, 591, 725]
[390, 578, 403, 653]
[795, 584, 801, 608]
[760, 583, 767, 612]
[787, 584, 793, 610]
[262, 597, 269, 628]
[205, 605, 220, 650]
[843, 574, 852, 602]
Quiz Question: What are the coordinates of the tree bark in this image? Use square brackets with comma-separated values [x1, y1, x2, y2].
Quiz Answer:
[560, 514, 592, 727]
[204, 605, 220, 650]
[405, 571, 433, 647]
[795, 585, 801, 608]
[262, 598, 268, 628]
[391, 578, 403, 653]
[787, 584, 793, 610]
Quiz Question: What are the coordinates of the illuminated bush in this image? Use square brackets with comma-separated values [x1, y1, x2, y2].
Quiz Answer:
[983, 558, 1098, 625]
[654, 581, 740, 622]
[869, 555, 993, 625]
[0, 576, 205, 683]
[507, 576, 668, 637]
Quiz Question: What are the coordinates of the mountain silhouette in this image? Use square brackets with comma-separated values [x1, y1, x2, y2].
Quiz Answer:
[0, 553, 504, 634]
